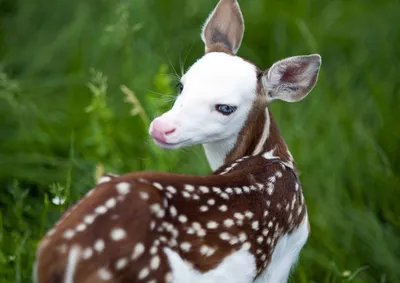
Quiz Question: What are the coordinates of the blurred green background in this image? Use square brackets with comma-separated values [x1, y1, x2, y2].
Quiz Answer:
[1, 0, 399, 282]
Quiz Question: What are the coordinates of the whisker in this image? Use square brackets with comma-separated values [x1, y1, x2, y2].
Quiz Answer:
[180, 41, 196, 77]
[163, 49, 180, 81]
[145, 89, 176, 104]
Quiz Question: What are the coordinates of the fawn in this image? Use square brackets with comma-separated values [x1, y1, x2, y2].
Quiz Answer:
[34, 0, 321, 282]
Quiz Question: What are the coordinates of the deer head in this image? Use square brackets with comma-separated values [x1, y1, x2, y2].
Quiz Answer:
[149, 0, 321, 170]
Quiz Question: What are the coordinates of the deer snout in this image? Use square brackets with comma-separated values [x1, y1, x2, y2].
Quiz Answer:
[150, 118, 177, 143]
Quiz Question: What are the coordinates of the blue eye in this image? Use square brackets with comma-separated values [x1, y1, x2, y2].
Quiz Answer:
[216, 104, 237, 115]
[176, 82, 184, 94]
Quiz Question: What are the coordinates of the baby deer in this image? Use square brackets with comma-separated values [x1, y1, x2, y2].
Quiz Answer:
[34, 0, 321, 282]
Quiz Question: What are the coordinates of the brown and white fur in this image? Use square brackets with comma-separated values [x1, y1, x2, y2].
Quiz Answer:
[34, 1, 321, 283]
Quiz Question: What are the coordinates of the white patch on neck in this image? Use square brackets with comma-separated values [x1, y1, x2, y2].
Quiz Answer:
[203, 136, 238, 171]
[252, 108, 270, 156]
[164, 246, 256, 283]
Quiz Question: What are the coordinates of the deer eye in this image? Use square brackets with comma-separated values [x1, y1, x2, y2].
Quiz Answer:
[215, 104, 237, 115]
[176, 82, 184, 94]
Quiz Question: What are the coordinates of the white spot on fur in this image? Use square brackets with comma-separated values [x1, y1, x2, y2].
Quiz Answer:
[150, 245, 158, 255]
[206, 221, 218, 229]
[207, 199, 216, 205]
[234, 213, 244, 220]
[153, 182, 163, 190]
[224, 219, 234, 228]
[116, 257, 128, 270]
[82, 247, 93, 259]
[94, 239, 105, 253]
[139, 191, 149, 200]
[105, 198, 117, 208]
[150, 203, 165, 218]
[178, 215, 188, 223]
[199, 186, 210, 193]
[98, 268, 112, 280]
[267, 182, 275, 195]
[138, 267, 150, 279]
[132, 243, 145, 260]
[150, 256, 160, 270]
[76, 223, 86, 232]
[219, 205, 228, 212]
[252, 221, 259, 231]
[180, 242, 192, 252]
[220, 193, 229, 200]
[291, 195, 297, 210]
[63, 229, 75, 239]
[116, 182, 130, 195]
[166, 186, 177, 194]
[200, 245, 216, 257]
[245, 211, 253, 219]
[239, 232, 247, 242]
[182, 191, 191, 198]
[184, 184, 195, 192]
[200, 205, 208, 212]
[170, 206, 177, 217]
[95, 205, 107, 215]
[212, 187, 222, 194]
[84, 214, 96, 225]
[220, 232, 231, 241]
[110, 228, 126, 241]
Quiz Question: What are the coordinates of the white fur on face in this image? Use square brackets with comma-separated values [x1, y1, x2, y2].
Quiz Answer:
[151, 52, 257, 150]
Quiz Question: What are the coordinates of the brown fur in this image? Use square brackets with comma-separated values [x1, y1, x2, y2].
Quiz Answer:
[36, 153, 306, 282]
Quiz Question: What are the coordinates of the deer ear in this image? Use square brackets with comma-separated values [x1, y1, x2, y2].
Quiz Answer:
[262, 54, 322, 102]
[201, 0, 244, 54]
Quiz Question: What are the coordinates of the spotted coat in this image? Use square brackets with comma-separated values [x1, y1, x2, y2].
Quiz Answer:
[35, 153, 306, 283]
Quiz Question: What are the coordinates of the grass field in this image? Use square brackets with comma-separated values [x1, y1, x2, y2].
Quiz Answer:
[0, 0, 399, 282]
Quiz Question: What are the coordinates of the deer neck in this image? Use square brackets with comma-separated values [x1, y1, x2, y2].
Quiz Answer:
[203, 102, 295, 171]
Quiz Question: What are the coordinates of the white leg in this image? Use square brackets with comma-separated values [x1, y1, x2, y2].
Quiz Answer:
[254, 214, 309, 283]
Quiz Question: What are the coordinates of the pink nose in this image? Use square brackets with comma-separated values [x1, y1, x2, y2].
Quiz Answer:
[150, 119, 176, 143]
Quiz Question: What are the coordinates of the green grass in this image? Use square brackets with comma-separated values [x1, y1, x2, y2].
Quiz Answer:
[0, 0, 399, 282]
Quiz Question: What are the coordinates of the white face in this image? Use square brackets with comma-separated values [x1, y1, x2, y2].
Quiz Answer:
[149, 52, 258, 149]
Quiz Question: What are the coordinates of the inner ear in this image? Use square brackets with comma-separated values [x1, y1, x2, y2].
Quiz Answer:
[263, 54, 322, 103]
[201, 0, 244, 54]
